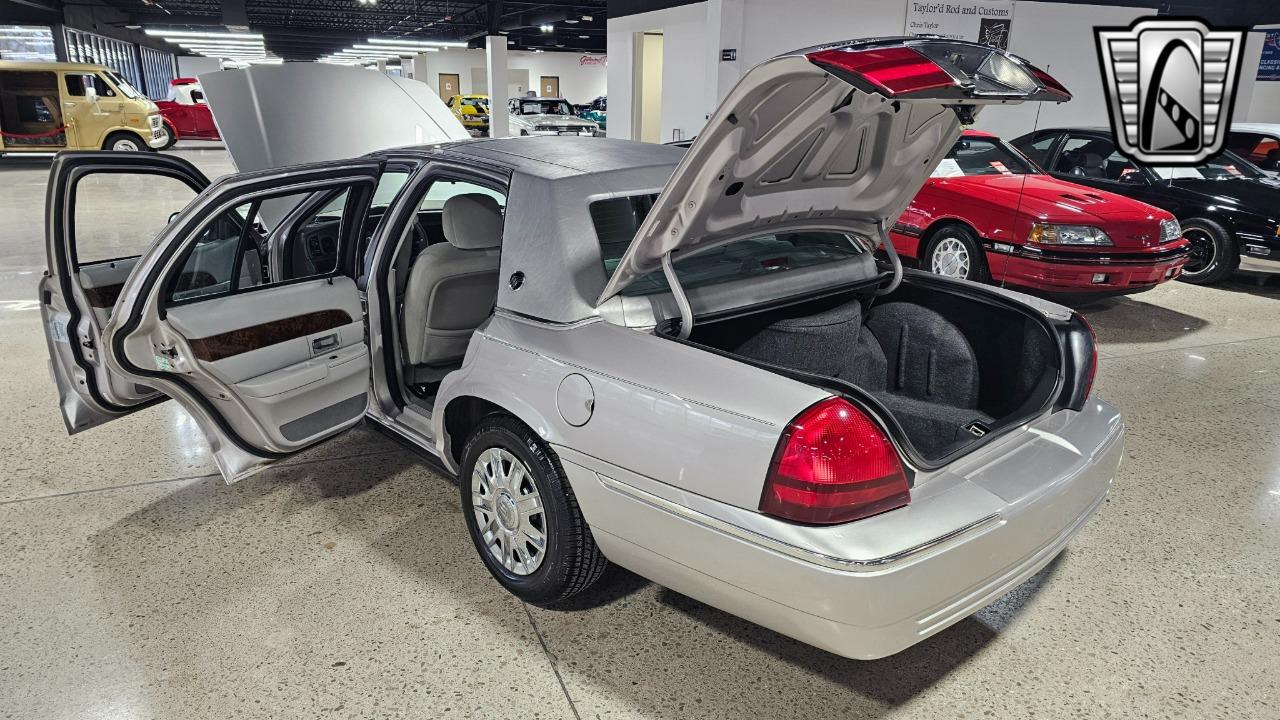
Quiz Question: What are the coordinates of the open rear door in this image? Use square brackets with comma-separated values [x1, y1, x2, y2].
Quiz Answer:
[41, 152, 210, 434]
[97, 159, 388, 482]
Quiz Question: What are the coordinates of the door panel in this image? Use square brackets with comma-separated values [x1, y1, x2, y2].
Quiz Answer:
[540, 76, 560, 98]
[157, 277, 369, 450]
[103, 159, 384, 481]
[42, 152, 209, 433]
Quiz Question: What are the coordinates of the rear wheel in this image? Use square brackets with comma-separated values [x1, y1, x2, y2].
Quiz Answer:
[460, 415, 609, 605]
[1179, 218, 1236, 285]
[102, 132, 145, 152]
[924, 225, 989, 282]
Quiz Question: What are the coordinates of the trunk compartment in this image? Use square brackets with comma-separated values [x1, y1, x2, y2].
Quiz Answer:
[669, 278, 1062, 466]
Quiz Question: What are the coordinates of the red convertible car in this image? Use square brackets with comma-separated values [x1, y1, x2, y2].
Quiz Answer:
[154, 78, 220, 148]
[890, 130, 1190, 296]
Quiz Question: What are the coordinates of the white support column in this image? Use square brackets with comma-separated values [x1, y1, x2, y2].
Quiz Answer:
[486, 35, 510, 138]
[412, 53, 432, 85]
[707, 0, 745, 104]
[376, 59, 388, 74]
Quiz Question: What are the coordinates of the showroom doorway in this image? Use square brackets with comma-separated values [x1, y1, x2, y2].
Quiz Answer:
[633, 31, 663, 143]
[438, 73, 460, 99]
[539, 75, 560, 97]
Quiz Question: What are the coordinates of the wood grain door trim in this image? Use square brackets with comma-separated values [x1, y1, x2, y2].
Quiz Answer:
[186, 309, 354, 362]
[83, 283, 125, 308]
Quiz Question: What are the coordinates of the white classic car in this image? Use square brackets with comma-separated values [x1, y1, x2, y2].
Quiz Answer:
[507, 96, 599, 136]
[40, 38, 1122, 660]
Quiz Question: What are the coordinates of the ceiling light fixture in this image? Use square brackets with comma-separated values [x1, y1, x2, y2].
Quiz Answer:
[351, 44, 439, 53]
[367, 37, 467, 48]
[145, 29, 264, 40]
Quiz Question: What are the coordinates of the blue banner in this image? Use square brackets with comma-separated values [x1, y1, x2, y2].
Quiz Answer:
[1259, 30, 1280, 81]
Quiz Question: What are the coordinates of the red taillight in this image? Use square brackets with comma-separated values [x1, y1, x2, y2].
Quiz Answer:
[806, 47, 955, 97]
[1079, 313, 1098, 399]
[1029, 67, 1071, 101]
[760, 397, 910, 525]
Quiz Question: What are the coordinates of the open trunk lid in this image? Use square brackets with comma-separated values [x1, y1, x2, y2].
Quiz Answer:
[596, 37, 1070, 304]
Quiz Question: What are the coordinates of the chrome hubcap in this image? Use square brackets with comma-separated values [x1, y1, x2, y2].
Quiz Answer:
[931, 237, 972, 278]
[113, 139, 140, 151]
[471, 448, 546, 576]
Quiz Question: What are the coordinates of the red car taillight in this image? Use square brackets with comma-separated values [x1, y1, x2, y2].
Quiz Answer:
[806, 46, 955, 96]
[760, 397, 910, 525]
[1079, 313, 1098, 400]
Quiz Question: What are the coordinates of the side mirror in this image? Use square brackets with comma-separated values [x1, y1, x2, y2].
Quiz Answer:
[1118, 169, 1147, 185]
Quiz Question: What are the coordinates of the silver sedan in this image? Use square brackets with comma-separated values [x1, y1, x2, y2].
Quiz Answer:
[41, 37, 1118, 660]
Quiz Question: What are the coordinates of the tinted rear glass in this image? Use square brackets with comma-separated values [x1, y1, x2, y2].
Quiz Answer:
[591, 195, 866, 297]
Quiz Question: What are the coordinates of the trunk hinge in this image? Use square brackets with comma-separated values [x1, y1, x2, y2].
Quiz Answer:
[661, 251, 693, 340]
[875, 220, 903, 296]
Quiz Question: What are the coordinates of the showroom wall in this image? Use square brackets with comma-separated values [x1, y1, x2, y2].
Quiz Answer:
[411, 48, 607, 104]
[606, 1, 714, 142]
[1239, 26, 1280, 122]
[608, 0, 1280, 142]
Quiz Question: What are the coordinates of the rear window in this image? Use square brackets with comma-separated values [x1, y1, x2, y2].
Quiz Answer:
[933, 136, 1038, 177]
[591, 195, 866, 297]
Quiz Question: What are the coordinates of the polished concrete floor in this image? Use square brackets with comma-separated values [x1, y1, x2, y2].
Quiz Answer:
[2, 144, 1278, 719]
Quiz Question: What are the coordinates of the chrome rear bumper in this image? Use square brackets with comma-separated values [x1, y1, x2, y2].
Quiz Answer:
[558, 399, 1124, 659]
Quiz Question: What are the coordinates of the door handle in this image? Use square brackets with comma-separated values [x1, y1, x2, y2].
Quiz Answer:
[311, 333, 339, 354]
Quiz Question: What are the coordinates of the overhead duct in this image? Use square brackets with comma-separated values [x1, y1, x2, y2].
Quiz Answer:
[498, 9, 572, 32]
[222, 0, 250, 33]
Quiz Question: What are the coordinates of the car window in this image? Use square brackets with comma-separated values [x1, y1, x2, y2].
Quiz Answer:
[71, 173, 199, 267]
[165, 186, 362, 305]
[104, 70, 140, 99]
[371, 171, 410, 210]
[64, 72, 115, 98]
[1231, 133, 1280, 169]
[1053, 136, 1142, 182]
[592, 195, 867, 297]
[16, 95, 54, 123]
[932, 136, 1038, 177]
[518, 100, 572, 116]
[165, 204, 259, 303]
[1150, 151, 1265, 181]
[1016, 133, 1059, 167]
[418, 179, 506, 212]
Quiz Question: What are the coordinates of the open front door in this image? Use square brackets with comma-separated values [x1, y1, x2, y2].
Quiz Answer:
[42, 152, 210, 434]
[98, 159, 388, 482]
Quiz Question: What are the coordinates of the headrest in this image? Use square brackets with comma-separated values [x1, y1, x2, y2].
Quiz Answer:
[442, 194, 503, 250]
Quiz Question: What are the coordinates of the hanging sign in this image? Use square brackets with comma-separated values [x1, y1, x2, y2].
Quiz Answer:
[1258, 31, 1280, 81]
[905, 1, 1016, 50]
